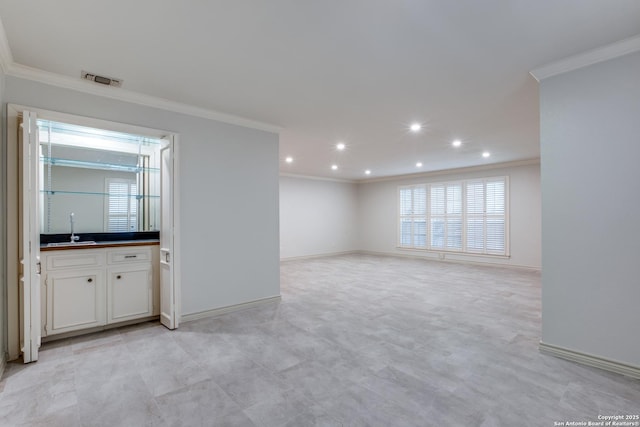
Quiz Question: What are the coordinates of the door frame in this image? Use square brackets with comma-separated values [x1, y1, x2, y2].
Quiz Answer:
[19, 109, 41, 363]
[5, 104, 181, 360]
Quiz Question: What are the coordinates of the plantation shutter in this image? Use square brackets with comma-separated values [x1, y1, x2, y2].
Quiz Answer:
[399, 187, 412, 247]
[399, 176, 508, 256]
[485, 178, 505, 254]
[446, 184, 462, 250]
[107, 179, 137, 232]
[430, 183, 462, 250]
[430, 184, 445, 249]
[399, 185, 427, 248]
[466, 181, 485, 252]
[465, 178, 506, 255]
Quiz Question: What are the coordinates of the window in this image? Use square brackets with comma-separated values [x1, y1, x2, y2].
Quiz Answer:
[429, 183, 462, 250]
[399, 185, 427, 248]
[106, 178, 138, 232]
[466, 179, 506, 255]
[398, 177, 508, 256]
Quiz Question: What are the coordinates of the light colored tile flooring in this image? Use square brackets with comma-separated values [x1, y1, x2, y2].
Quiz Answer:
[1, 254, 639, 426]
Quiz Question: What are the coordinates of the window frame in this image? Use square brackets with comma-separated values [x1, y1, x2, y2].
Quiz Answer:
[397, 176, 510, 257]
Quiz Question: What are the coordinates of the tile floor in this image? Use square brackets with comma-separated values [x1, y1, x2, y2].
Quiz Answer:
[1, 254, 639, 426]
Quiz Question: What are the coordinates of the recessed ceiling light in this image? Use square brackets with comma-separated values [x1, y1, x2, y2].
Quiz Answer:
[416, 162, 423, 168]
[285, 156, 293, 163]
[410, 123, 422, 132]
[452, 139, 462, 147]
[331, 164, 338, 170]
[336, 142, 346, 151]
[482, 151, 491, 158]
[365, 169, 371, 175]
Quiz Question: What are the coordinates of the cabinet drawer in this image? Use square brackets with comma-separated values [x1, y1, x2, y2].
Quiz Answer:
[46, 251, 104, 270]
[107, 248, 152, 264]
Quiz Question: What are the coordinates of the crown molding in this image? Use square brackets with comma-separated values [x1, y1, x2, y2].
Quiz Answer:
[530, 34, 640, 82]
[356, 158, 540, 184]
[279, 172, 356, 184]
[0, 14, 272, 134]
[279, 159, 540, 184]
[5, 63, 282, 133]
[0, 15, 280, 134]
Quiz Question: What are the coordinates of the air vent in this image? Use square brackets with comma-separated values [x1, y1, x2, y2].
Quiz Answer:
[81, 71, 123, 88]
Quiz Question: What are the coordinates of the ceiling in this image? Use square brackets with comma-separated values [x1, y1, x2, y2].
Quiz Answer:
[0, 1, 639, 180]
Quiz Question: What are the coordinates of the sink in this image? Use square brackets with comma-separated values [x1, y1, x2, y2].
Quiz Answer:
[47, 241, 97, 247]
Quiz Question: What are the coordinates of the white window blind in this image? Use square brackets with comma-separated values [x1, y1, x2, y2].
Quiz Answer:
[466, 181, 485, 252]
[106, 179, 137, 232]
[398, 177, 508, 256]
[485, 178, 506, 254]
[429, 183, 462, 250]
[399, 185, 427, 248]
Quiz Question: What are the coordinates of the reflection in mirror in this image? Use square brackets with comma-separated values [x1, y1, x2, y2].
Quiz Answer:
[38, 120, 163, 234]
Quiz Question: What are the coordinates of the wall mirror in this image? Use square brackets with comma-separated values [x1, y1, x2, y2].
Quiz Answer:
[38, 119, 163, 234]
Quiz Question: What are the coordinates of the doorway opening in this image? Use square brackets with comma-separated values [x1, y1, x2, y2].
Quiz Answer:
[6, 104, 180, 363]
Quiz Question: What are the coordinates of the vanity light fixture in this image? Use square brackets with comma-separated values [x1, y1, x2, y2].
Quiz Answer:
[482, 151, 491, 158]
[336, 142, 346, 151]
[452, 139, 462, 147]
[410, 123, 422, 132]
[285, 156, 293, 163]
[416, 162, 423, 168]
[365, 169, 371, 175]
[331, 164, 338, 170]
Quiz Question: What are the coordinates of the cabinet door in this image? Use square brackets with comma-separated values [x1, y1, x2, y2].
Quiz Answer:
[107, 264, 152, 323]
[46, 269, 105, 334]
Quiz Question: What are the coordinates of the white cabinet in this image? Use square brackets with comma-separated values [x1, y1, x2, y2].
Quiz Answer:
[47, 268, 105, 334]
[107, 248, 153, 323]
[43, 250, 106, 336]
[41, 245, 158, 337]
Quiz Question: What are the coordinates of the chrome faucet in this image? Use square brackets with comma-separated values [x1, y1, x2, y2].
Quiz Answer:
[70, 213, 79, 242]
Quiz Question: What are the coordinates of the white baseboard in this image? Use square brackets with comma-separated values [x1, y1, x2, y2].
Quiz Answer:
[181, 295, 282, 323]
[280, 249, 540, 271]
[539, 341, 640, 379]
[280, 250, 360, 262]
[357, 250, 541, 272]
[41, 316, 160, 343]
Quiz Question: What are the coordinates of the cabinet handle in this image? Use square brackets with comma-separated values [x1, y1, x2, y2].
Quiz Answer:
[117, 275, 122, 279]
[87, 278, 93, 283]
[124, 255, 137, 259]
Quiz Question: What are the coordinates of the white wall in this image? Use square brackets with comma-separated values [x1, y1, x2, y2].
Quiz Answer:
[4, 76, 280, 318]
[540, 52, 640, 366]
[280, 176, 358, 259]
[357, 162, 541, 269]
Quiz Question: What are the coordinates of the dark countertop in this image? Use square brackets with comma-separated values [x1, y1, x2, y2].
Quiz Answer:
[41, 239, 160, 251]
